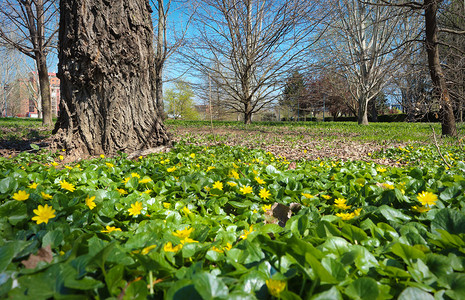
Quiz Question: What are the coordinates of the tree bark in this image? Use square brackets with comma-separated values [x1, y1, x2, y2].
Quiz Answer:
[54, 0, 170, 156]
[155, 0, 165, 116]
[358, 97, 369, 125]
[36, 53, 53, 126]
[425, 0, 457, 136]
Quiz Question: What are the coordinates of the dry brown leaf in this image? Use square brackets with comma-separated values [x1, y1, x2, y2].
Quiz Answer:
[21, 245, 53, 269]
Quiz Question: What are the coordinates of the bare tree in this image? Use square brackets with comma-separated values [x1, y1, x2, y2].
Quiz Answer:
[0, 47, 22, 117]
[184, 0, 324, 124]
[319, 0, 421, 125]
[54, 0, 170, 157]
[0, 0, 58, 127]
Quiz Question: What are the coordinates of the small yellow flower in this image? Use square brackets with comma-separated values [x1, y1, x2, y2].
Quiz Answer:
[252, 170, 258, 175]
[32, 204, 56, 224]
[336, 212, 355, 221]
[262, 204, 272, 212]
[321, 194, 331, 200]
[85, 196, 96, 210]
[12, 190, 29, 201]
[417, 191, 438, 206]
[106, 162, 114, 168]
[204, 186, 211, 192]
[190, 153, 195, 158]
[259, 188, 271, 200]
[212, 181, 223, 191]
[28, 182, 38, 189]
[303, 149, 307, 154]
[211, 246, 224, 253]
[141, 245, 157, 255]
[302, 193, 313, 199]
[376, 167, 387, 173]
[167, 166, 176, 173]
[101, 225, 122, 233]
[240, 185, 253, 195]
[229, 170, 240, 179]
[206, 166, 215, 172]
[354, 208, 362, 216]
[180, 237, 198, 244]
[51, 161, 58, 166]
[139, 178, 152, 184]
[163, 242, 182, 252]
[163, 202, 171, 209]
[182, 206, 191, 215]
[141, 189, 152, 194]
[266, 279, 286, 297]
[240, 226, 254, 240]
[60, 180, 76, 192]
[381, 183, 394, 189]
[100, 154, 105, 159]
[131, 173, 140, 178]
[227, 181, 237, 187]
[255, 177, 266, 185]
[59, 155, 64, 161]
[128, 201, 143, 217]
[173, 227, 194, 239]
[41, 192, 53, 200]
[334, 198, 351, 210]
[123, 177, 131, 184]
[64, 165, 73, 170]
[117, 188, 128, 195]
[224, 243, 232, 251]
[412, 205, 431, 213]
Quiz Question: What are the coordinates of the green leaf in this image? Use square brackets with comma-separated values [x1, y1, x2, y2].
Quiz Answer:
[398, 287, 434, 300]
[166, 279, 202, 300]
[443, 273, 465, 300]
[341, 224, 368, 244]
[193, 272, 229, 300]
[378, 205, 411, 223]
[0, 201, 27, 226]
[391, 243, 425, 264]
[431, 208, 465, 235]
[0, 177, 17, 194]
[123, 279, 148, 300]
[0, 244, 16, 273]
[30, 144, 40, 150]
[310, 286, 342, 300]
[345, 277, 379, 300]
[42, 230, 64, 248]
[105, 264, 125, 296]
[305, 253, 337, 284]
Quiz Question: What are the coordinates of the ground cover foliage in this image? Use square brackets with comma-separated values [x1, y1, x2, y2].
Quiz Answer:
[1, 120, 465, 299]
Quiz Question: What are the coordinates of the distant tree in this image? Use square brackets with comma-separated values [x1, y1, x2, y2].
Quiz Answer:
[165, 81, 199, 120]
[281, 71, 308, 120]
[0, 0, 58, 126]
[54, 0, 170, 156]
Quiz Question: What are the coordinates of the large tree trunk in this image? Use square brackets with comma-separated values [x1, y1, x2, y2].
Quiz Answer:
[425, 0, 457, 136]
[155, 0, 165, 116]
[358, 96, 369, 125]
[36, 53, 53, 127]
[54, 0, 170, 156]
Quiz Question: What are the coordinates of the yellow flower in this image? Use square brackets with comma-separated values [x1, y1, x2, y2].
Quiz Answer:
[60, 180, 76, 192]
[412, 205, 431, 213]
[303, 149, 307, 154]
[172, 227, 194, 239]
[354, 208, 362, 216]
[336, 212, 355, 221]
[101, 225, 122, 233]
[334, 198, 351, 210]
[51, 161, 58, 166]
[141, 245, 157, 255]
[240, 185, 253, 195]
[131, 173, 140, 178]
[12, 190, 29, 201]
[28, 182, 38, 189]
[232, 163, 239, 168]
[224, 243, 232, 251]
[259, 188, 271, 200]
[206, 166, 215, 172]
[182, 206, 191, 215]
[229, 170, 239, 179]
[227, 181, 237, 187]
[41, 192, 53, 200]
[106, 162, 114, 168]
[252, 170, 259, 175]
[211, 246, 224, 253]
[417, 191, 438, 206]
[262, 204, 272, 212]
[302, 193, 313, 199]
[190, 153, 195, 158]
[212, 181, 223, 191]
[180, 237, 198, 244]
[100, 154, 105, 159]
[240, 226, 254, 240]
[123, 177, 131, 184]
[64, 165, 73, 170]
[163, 242, 182, 252]
[204, 186, 211, 192]
[266, 279, 286, 297]
[128, 201, 143, 217]
[381, 183, 394, 189]
[167, 166, 176, 173]
[255, 177, 266, 185]
[32, 204, 56, 224]
[141, 189, 152, 194]
[117, 188, 128, 195]
[376, 167, 387, 173]
[85, 196, 96, 210]
[163, 202, 171, 209]
[139, 178, 152, 184]
[321, 194, 331, 200]
[59, 155, 64, 161]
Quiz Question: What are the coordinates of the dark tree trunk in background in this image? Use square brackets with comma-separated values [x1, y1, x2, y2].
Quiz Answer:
[425, 0, 457, 136]
[54, 0, 170, 156]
